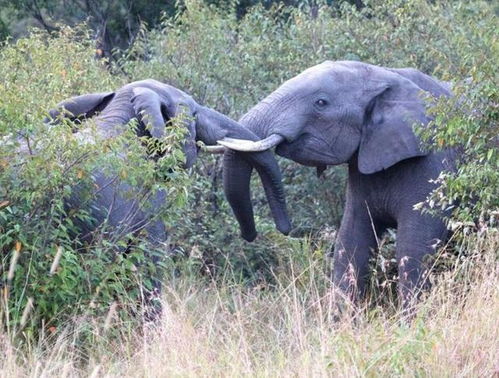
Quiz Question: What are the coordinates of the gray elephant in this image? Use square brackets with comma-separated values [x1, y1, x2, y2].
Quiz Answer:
[7, 79, 289, 313]
[44, 79, 288, 247]
[220, 61, 456, 310]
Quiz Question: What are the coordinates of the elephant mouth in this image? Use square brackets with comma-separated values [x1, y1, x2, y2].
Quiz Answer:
[275, 133, 340, 166]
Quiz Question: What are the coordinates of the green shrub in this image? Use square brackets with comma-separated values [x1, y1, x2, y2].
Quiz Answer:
[420, 65, 498, 228]
[1, 0, 497, 344]
[118, 0, 497, 280]
[0, 27, 191, 341]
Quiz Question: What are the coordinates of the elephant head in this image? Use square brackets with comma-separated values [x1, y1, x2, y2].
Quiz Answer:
[221, 61, 451, 238]
[46, 79, 292, 240]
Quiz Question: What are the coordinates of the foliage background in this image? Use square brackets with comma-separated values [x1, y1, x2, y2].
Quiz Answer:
[0, 0, 497, 357]
[0, 0, 364, 55]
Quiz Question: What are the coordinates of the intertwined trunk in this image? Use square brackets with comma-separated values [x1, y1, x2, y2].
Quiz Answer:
[222, 104, 290, 241]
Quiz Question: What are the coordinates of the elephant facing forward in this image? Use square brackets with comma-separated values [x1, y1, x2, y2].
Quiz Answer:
[220, 61, 456, 311]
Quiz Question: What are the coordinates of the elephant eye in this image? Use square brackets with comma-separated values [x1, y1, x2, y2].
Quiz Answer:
[315, 99, 328, 107]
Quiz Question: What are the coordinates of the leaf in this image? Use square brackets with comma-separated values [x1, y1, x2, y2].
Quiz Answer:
[487, 149, 493, 161]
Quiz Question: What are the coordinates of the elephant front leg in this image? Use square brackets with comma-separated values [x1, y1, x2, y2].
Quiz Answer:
[332, 203, 382, 303]
[396, 214, 448, 315]
[141, 190, 169, 321]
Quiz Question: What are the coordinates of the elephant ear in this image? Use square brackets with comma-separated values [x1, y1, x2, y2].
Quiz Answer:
[358, 76, 431, 174]
[387, 68, 451, 97]
[46, 92, 115, 124]
[131, 87, 172, 139]
[131, 86, 198, 168]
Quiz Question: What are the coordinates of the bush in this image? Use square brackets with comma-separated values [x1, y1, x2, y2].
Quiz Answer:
[0, 27, 191, 340]
[119, 0, 497, 278]
[0, 0, 497, 346]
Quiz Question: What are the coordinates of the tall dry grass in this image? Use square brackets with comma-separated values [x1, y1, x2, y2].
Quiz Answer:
[1, 231, 498, 377]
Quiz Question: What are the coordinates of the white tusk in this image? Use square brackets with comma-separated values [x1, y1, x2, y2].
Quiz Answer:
[201, 145, 226, 154]
[216, 134, 284, 152]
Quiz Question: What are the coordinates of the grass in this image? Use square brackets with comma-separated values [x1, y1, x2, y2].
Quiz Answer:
[1, 231, 498, 377]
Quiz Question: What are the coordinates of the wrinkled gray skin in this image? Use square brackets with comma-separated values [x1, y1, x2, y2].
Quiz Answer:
[223, 61, 455, 310]
[41, 79, 289, 312]
[46, 79, 287, 246]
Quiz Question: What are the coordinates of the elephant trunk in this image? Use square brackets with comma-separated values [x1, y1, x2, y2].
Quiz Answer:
[223, 151, 256, 241]
[223, 148, 290, 241]
[219, 103, 291, 240]
[197, 107, 291, 240]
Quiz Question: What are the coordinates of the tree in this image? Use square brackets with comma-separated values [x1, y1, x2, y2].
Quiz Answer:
[0, 0, 178, 56]
[0, 1, 365, 52]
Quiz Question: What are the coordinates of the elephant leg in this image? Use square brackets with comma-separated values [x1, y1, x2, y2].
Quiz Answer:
[332, 201, 383, 302]
[396, 213, 448, 313]
[141, 190, 168, 321]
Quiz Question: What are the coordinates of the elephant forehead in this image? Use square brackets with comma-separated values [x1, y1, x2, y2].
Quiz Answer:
[278, 74, 327, 98]
[294, 64, 334, 85]
[283, 62, 364, 94]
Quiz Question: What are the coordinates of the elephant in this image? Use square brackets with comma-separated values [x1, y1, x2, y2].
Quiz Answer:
[6, 79, 290, 314]
[219, 61, 456, 311]
[43, 79, 290, 244]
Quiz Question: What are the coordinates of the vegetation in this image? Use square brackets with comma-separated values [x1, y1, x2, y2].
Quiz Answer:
[0, 0, 497, 375]
[0, 0, 362, 52]
[0, 27, 192, 337]
[1, 233, 498, 376]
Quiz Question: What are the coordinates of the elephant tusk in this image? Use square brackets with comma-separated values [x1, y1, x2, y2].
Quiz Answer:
[201, 145, 226, 154]
[217, 134, 284, 152]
